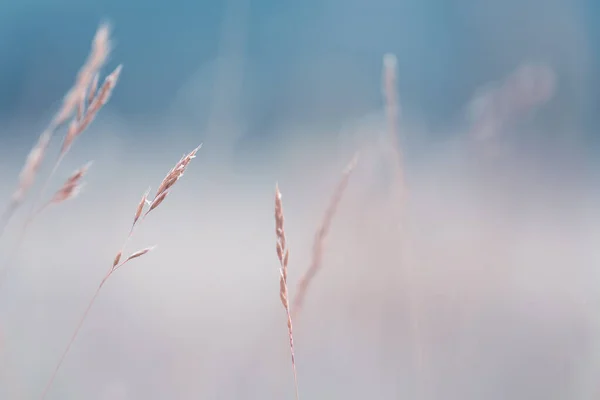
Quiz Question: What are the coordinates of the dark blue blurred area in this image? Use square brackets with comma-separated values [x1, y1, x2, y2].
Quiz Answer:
[0, 0, 595, 138]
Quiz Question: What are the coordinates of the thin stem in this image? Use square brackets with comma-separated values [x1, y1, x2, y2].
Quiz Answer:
[112, 259, 130, 272]
[0, 199, 53, 292]
[0, 200, 18, 240]
[285, 307, 300, 400]
[0, 148, 67, 292]
[0, 146, 78, 294]
[28, 151, 67, 226]
[0, 213, 36, 292]
[39, 273, 109, 400]
[382, 54, 428, 399]
[0, 122, 59, 242]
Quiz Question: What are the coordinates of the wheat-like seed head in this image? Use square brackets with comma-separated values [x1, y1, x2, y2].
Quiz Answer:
[112, 246, 157, 271]
[275, 186, 289, 271]
[111, 144, 202, 276]
[92, 64, 122, 107]
[155, 144, 202, 200]
[155, 174, 179, 200]
[132, 187, 151, 232]
[5, 24, 113, 222]
[49, 162, 92, 204]
[275, 187, 289, 307]
[112, 251, 122, 269]
[274, 185, 299, 400]
[61, 65, 123, 155]
[54, 24, 111, 129]
[144, 191, 169, 218]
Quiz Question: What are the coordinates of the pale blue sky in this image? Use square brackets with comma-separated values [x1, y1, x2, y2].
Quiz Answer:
[0, 0, 595, 141]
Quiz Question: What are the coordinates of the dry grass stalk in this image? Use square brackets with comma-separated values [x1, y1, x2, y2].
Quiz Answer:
[154, 145, 202, 200]
[274, 185, 300, 400]
[11, 132, 51, 206]
[0, 162, 93, 291]
[61, 65, 122, 156]
[0, 25, 120, 294]
[0, 131, 51, 237]
[468, 63, 556, 142]
[48, 162, 92, 205]
[292, 154, 358, 318]
[0, 24, 112, 238]
[39, 145, 201, 400]
[26, 162, 93, 220]
[382, 53, 405, 195]
[31, 27, 117, 217]
[144, 191, 169, 218]
[382, 53, 428, 398]
[53, 24, 112, 128]
[130, 187, 151, 236]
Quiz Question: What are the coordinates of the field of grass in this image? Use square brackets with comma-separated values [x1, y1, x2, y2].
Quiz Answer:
[0, 21, 595, 400]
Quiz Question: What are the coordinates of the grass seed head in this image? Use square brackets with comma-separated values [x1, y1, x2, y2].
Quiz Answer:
[132, 187, 151, 229]
[273, 184, 299, 400]
[154, 144, 201, 200]
[50, 162, 92, 204]
[144, 191, 169, 218]
[72, 64, 123, 138]
[112, 251, 122, 269]
[124, 246, 155, 263]
[54, 23, 111, 128]
[292, 154, 358, 316]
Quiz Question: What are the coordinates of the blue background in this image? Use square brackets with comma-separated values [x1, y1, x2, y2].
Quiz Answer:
[0, 0, 595, 143]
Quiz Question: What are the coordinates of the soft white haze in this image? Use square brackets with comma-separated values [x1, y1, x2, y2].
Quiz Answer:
[0, 98, 597, 399]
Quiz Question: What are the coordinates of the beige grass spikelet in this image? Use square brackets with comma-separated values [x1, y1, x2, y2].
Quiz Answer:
[48, 162, 92, 205]
[274, 185, 300, 400]
[53, 23, 112, 128]
[131, 187, 151, 233]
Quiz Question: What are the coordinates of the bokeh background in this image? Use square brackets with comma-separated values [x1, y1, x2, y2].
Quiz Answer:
[0, 0, 598, 398]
